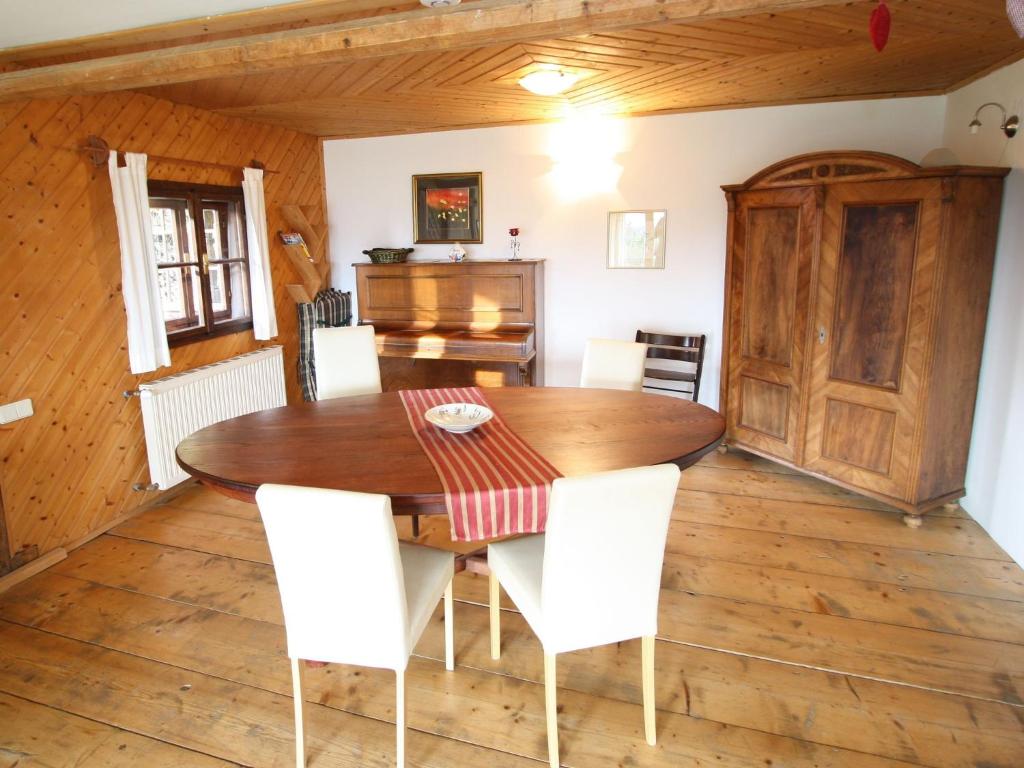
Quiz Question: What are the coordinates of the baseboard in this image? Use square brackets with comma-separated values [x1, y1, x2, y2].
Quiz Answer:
[63, 479, 198, 551]
[0, 547, 67, 594]
[0, 479, 198, 594]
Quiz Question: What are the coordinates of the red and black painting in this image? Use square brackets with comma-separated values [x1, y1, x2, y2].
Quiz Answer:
[413, 172, 483, 243]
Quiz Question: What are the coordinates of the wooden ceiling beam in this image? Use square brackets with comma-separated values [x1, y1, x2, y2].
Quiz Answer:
[0, 0, 421, 65]
[0, 0, 859, 103]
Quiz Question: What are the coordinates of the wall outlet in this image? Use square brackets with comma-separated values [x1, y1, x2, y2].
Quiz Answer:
[0, 398, 33, 424]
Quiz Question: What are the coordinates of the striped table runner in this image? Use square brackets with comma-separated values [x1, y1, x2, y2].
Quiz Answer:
[399, 387, 563, 542]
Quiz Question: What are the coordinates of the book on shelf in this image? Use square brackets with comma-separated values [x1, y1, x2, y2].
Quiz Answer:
[278, 231, 314, 262]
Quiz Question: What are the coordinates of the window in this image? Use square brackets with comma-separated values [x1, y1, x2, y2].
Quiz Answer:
[149, 181, 252, 345]
[607, 210, 667, 269]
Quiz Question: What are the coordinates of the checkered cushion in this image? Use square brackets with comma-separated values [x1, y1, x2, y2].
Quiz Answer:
[1010, 0, 1024, 38]
[297, 290, 352, 401]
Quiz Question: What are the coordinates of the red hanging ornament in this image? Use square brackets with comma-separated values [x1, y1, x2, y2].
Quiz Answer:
[1009, 0, 1024, 39]
[869, 1, 891, 52]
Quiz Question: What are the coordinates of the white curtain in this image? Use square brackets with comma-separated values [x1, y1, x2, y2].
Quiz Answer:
[108, 151, 171, 374]
[242, 167, 278, 340]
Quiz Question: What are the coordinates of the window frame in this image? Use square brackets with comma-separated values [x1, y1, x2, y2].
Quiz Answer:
[148, 180, 253, 348]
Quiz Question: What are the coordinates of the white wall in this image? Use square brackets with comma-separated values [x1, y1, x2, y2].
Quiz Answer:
[943, 60, 1024, 565]
[324, 97, 945, 402]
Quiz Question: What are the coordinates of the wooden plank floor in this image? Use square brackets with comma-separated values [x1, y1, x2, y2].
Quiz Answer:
[1, 448, 1022, 767]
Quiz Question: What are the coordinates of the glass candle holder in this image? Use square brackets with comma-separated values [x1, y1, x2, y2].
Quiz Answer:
[508, 227, 521, 261]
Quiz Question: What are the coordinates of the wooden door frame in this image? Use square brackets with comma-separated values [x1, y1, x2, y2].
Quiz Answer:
[0, 481, 12, 575]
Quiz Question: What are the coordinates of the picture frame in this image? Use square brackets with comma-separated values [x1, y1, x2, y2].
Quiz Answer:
[412, 172, 483, 244]
[607, 209, 667, 269]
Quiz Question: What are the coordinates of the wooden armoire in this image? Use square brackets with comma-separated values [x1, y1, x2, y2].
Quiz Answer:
[720, 151, 1007, 525]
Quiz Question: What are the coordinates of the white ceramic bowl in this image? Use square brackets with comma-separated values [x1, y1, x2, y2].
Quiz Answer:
[424, 402, 494, 433]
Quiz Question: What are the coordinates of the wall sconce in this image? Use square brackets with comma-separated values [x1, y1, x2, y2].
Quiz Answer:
[968, 102, 1019, 138]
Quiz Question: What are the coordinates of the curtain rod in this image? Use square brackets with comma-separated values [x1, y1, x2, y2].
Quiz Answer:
[65, 135, 279, 175]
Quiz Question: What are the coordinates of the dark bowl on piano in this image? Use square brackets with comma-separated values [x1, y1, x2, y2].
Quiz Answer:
[363, 247, 414, 264]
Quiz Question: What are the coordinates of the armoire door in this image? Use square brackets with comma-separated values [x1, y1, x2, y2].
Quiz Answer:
[802, 179, 943, 499]
[725, 187, 819, 463]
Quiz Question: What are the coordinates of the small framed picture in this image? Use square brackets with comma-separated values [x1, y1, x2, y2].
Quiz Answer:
[412, 172, 483, 244]
[607, 210, 667, 269]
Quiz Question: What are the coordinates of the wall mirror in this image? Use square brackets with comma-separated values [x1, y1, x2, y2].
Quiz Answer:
[607, 210, 667, 269]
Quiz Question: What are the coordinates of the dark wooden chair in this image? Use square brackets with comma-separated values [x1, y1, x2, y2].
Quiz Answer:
[634, 331, 707, 402]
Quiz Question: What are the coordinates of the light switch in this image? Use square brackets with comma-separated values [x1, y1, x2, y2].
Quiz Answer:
[0, 398, 33, 425]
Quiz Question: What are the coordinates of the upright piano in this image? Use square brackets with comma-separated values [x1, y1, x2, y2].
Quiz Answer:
[353, 259, 544, 389]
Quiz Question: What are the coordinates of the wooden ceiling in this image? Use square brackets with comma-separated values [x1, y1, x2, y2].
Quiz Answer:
[1, 0, 1021, 138]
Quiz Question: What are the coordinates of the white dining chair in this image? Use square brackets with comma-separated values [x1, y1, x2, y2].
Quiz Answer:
[256, 484, 455, 768]
[579, 338, 648, 391]
[312, 324, 382, 400]
[487, 463, 681, 768]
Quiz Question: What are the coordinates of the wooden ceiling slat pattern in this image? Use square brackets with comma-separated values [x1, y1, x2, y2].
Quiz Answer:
[0, 1, 1018, 138]
[112, 0, 1021, 137]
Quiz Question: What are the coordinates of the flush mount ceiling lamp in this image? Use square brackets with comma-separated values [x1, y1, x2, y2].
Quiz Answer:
[968, 102, 1019, 138]
[419, 0, 460, 7]
[519, 70, 580, 97]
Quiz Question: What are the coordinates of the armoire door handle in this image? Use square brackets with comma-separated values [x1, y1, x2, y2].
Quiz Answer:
[818, 326, 827, 344]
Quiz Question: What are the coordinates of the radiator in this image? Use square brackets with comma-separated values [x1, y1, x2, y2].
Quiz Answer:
[138, 346, 286, 489]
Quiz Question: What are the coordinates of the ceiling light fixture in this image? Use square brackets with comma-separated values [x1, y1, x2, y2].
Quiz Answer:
[968, 102, 1019, 138]
[419, 0, 460, 7]
[519, 70, 579, 97]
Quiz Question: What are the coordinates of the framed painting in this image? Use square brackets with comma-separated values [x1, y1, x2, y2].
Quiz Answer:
[412, 172, 483, 244]
[607, 210, 667, 269]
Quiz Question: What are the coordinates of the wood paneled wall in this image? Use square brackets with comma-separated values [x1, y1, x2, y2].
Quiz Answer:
[0, 90, 326, 569]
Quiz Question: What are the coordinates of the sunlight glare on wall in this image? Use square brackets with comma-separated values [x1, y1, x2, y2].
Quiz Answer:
[546, 114, 627, 201]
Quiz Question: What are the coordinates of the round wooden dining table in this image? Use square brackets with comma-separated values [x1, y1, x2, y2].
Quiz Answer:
[176, 386, 725, 516]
